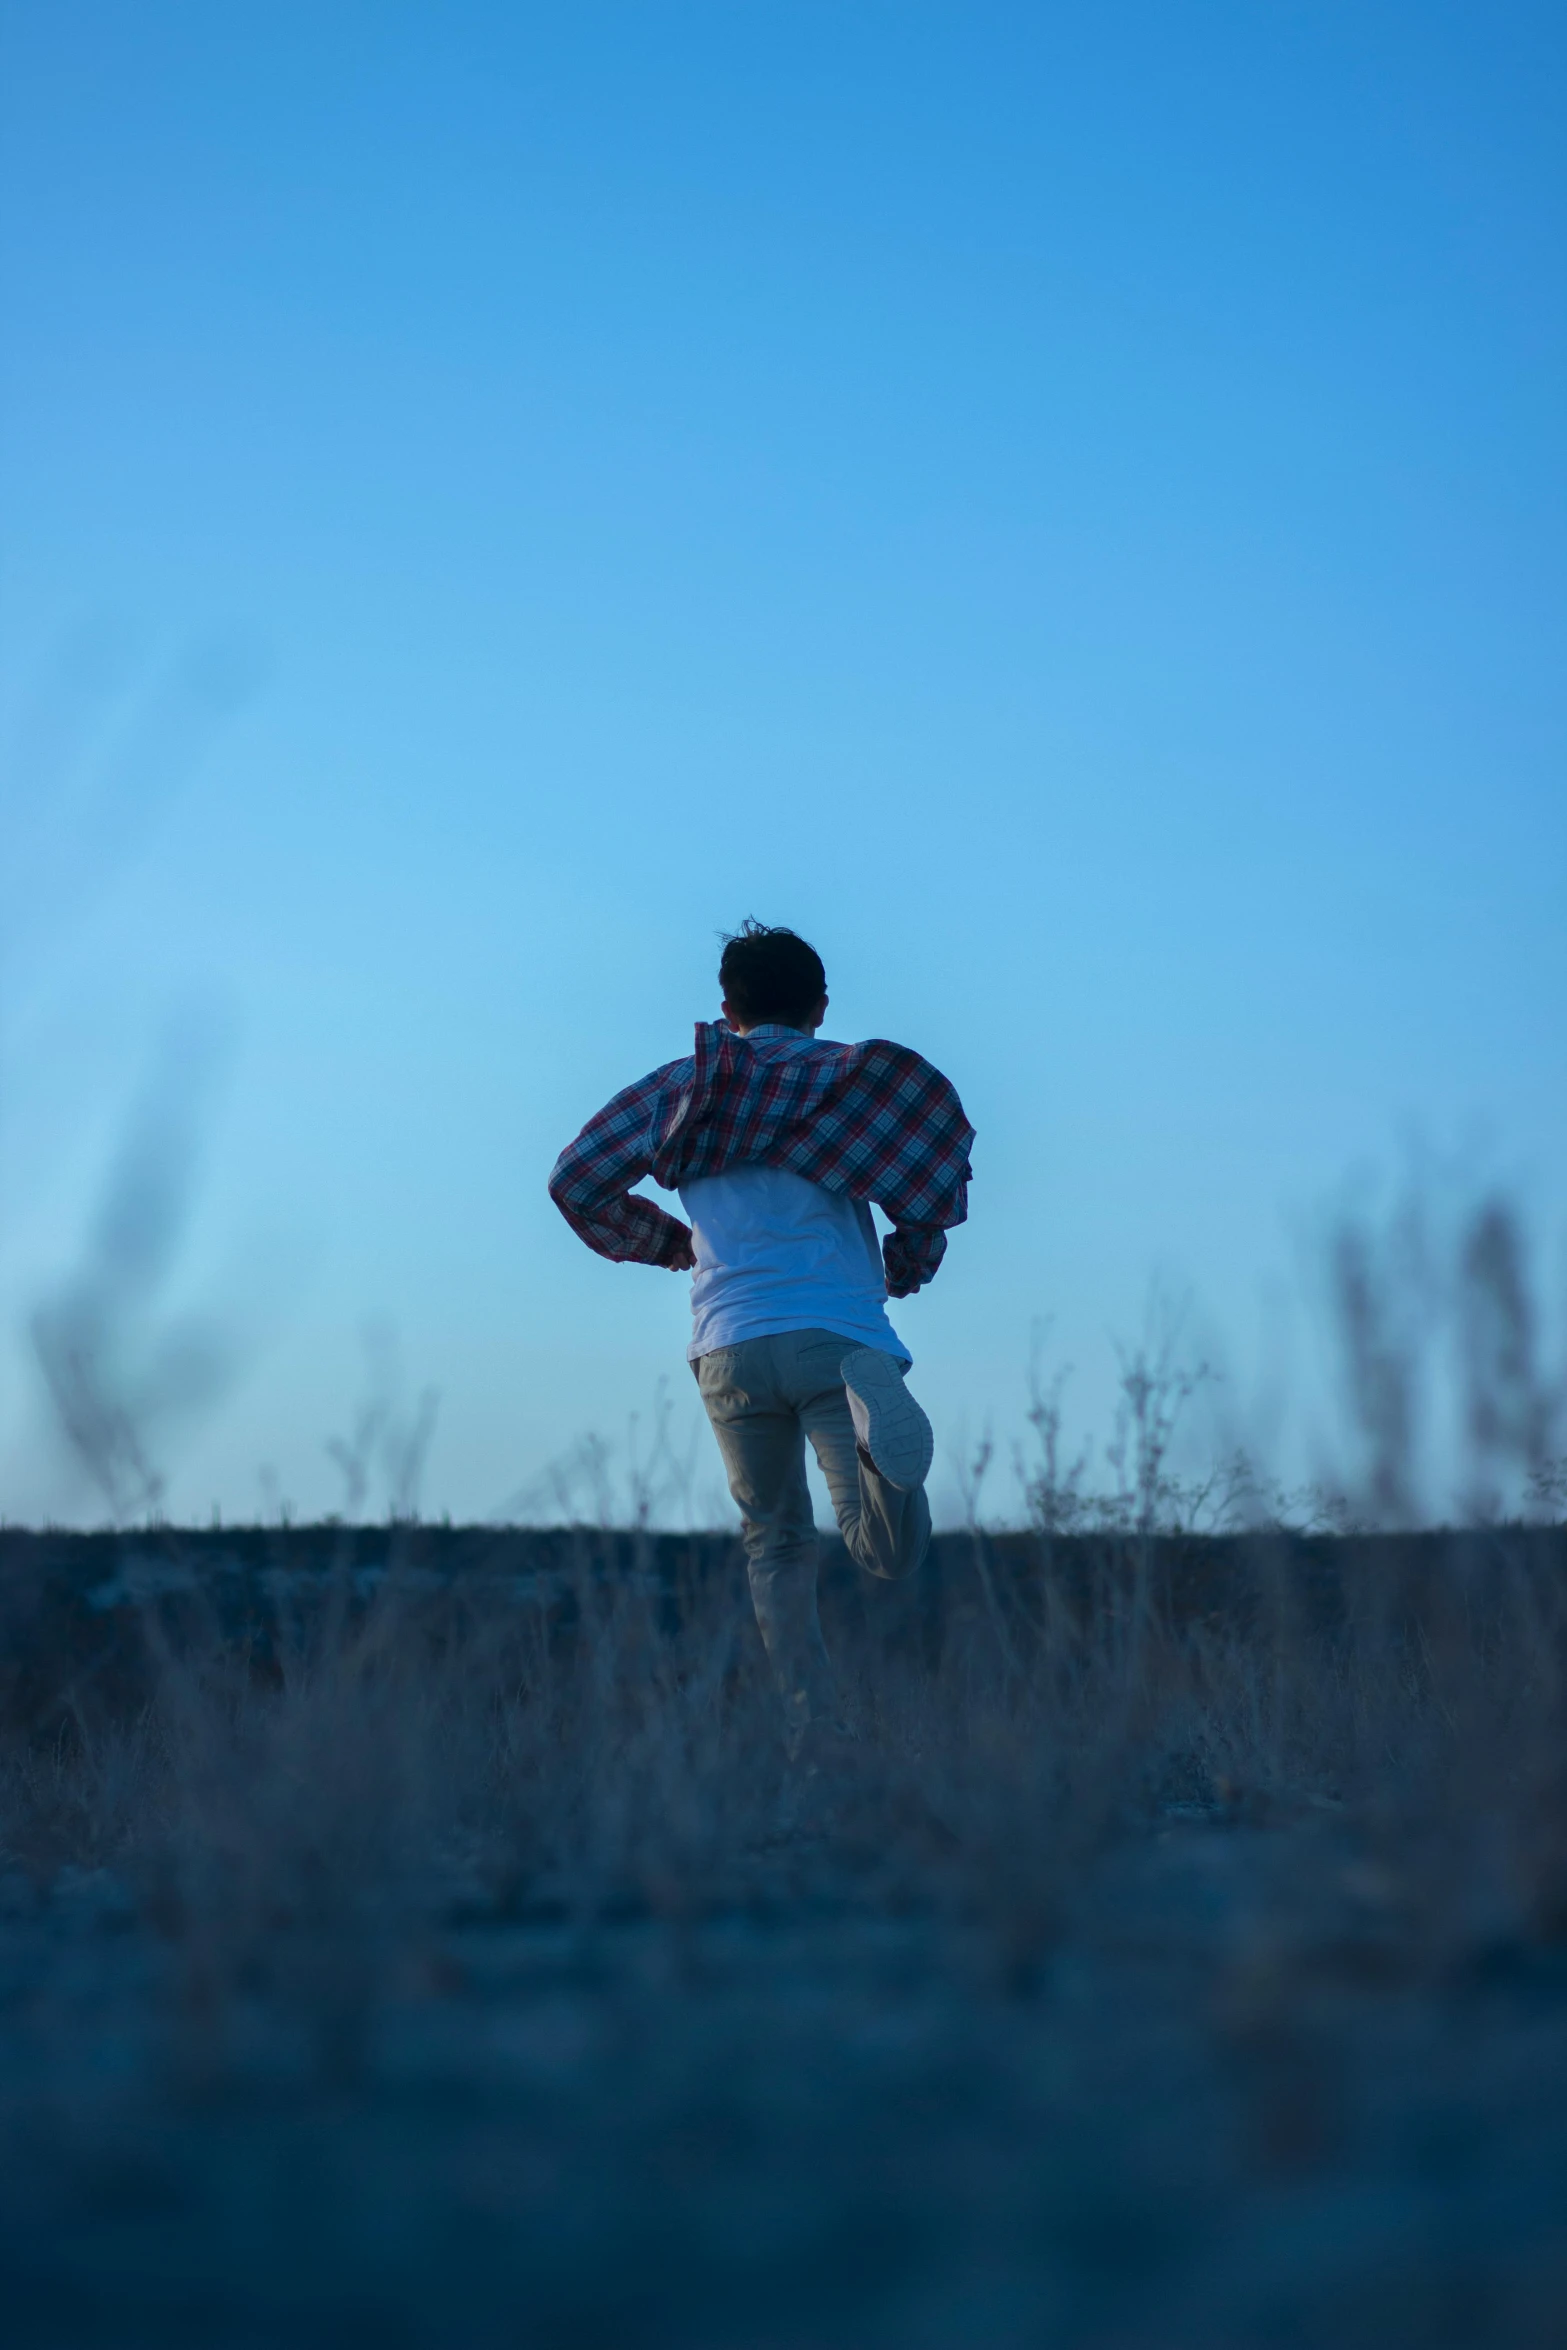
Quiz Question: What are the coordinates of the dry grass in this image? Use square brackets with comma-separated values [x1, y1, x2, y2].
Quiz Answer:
[1, 1183, 1564, 2343]
[0, 1508, 1565, 2346]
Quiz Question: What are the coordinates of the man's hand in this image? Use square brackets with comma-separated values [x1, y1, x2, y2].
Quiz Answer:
[667, 1229, 696, 1272]
[883, 1222, 946, 1297]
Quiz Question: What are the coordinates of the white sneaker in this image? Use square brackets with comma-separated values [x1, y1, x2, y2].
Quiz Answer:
[840, 1347, 934, 1492]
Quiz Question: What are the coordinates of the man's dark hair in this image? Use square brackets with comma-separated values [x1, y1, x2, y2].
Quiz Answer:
[718, 920, 827, 1029]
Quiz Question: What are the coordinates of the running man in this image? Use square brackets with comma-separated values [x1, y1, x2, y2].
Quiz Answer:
[548, 921, 973, 1750]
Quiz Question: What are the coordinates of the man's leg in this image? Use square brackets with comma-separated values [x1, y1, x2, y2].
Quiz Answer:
[693, 1337, 836, 1744]
[781, 1330, 932, 1583]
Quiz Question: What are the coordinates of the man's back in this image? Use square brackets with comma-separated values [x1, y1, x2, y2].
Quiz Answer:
[681, 1164, 905, 1362]
[547, 1018, 972, 1296]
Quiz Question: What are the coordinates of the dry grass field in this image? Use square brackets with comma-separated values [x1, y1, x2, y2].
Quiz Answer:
[0, 1503, 1565, 2349]
[1, 1188, 1564, 2345]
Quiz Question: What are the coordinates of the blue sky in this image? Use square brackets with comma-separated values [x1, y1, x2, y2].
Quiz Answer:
[1, 2, 1563, 1524]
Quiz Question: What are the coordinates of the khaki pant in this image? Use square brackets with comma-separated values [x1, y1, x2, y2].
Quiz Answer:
[693, 1326, 932, 1736]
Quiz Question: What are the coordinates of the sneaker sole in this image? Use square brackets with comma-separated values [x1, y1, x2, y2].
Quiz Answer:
[840, 1347, 934, 1491]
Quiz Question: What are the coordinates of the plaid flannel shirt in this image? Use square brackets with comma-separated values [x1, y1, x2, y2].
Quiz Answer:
[548, 1022, 974, 1298]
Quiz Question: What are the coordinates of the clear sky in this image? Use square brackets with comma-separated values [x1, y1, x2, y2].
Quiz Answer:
[2, 1, 1563, 1526]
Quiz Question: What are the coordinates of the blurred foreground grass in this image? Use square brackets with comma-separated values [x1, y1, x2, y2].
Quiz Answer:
[0, 1510, 1565, 2348]
[2, 1169, 1564, 2341]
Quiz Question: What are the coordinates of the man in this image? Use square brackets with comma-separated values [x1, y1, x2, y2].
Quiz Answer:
[548, 921, 973, 1751]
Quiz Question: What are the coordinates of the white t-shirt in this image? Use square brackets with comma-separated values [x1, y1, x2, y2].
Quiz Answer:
[679, 1165, 910, 1364]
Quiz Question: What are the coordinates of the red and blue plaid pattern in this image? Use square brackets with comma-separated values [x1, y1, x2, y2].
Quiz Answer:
[549, 1023, 974, 1297]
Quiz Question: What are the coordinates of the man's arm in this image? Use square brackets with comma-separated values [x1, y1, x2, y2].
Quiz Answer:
[548, 1071, 695, 1271]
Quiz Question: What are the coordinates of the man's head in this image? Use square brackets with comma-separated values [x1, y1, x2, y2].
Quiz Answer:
[718, 920, 828, 1035]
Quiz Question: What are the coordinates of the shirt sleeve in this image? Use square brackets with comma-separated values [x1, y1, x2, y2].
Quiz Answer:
[882, 1220, 948, 1298]
[547, 1071, 694, 1269]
